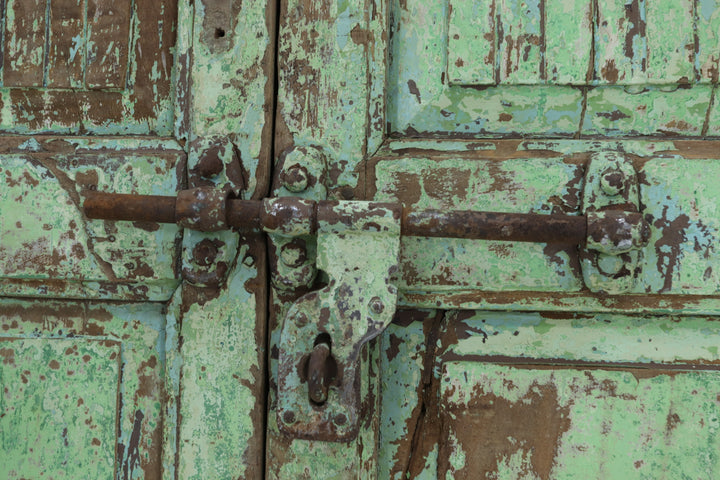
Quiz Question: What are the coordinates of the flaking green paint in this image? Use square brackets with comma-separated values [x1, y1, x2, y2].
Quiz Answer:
[389, 0, 720, 137]
[1, 338, 119, 479]
[5, 0, 720, 477]
[441, 362, 720, 478]
[276, 0, 720, 477]
[0, 142, 184, 300]
[0, 299, 168, 479]
[1, 0, 274, 477]
[177, 248, 265, 479]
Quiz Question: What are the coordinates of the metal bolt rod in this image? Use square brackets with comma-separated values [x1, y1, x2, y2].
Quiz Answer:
[83, 191, 626, 245]
[84, 191, 263, 230]
[402, 209, 587, 245]
[84, 191, 177, 223]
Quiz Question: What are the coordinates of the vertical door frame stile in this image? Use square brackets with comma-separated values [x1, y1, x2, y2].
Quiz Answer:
[0, 0, 5, 85]
[267, 0, 388, 477]
[164, 0, 277, 478]
[160, 2, 194, 478]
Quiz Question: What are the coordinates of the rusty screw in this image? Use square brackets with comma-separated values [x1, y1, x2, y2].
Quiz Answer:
[600, 169, 626, 197]
[282, 410, 296, 425]
[280, 241, 308, 268]
[369, 296, 385, 315]
[281, 164, 309, 193]
[192, 239, 219, 266]
[195, 154, 224, 179]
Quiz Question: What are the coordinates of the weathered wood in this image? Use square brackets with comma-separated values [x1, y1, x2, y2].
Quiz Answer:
[496, 0, 543, 84]
[645, 0, 695, 84]
[594, 0, 695, 85]
[583, 85, 713, 135]
[85, 0, 132, 89]
[2, 0, 47, 87]
[696, 0, 720, 83]
[171, 0, 276, 478]
[269, 0, 388, 472]
[544, 0, 592, 83]
[0, 136, 184, 300]
[0, 301, 168, 479]
[128, 0, 176, 129]
[0, 0, 176, 135]
[46, 0, 85, 88]
[447, 0, 495, 85]
[176, 240, 268, 480]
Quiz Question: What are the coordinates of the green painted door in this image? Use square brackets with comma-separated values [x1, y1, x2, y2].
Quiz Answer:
[6, 0, 720, 478]
[1, 0, 274, 478]
[269, 0, 720, 478]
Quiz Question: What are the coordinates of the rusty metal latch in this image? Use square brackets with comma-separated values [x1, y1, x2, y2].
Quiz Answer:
[83, 190, 648, 249]
[580, 151, 645, 294]
[83, 186, 649, 441]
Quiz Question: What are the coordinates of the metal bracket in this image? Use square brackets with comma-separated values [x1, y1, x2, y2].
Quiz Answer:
[182, 136, 245, 288]
[276, 201, 401, 441]
[268, 145, 328, 293]
[581, 151, 649, 294]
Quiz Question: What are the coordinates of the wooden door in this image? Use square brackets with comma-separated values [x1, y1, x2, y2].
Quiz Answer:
[269, 0, 720, 478]
[0, 0, 275, 478]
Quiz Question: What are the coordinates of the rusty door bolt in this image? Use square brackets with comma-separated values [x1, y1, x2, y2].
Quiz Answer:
[279, 241, 308, 268]
[600, 169, 626, 196]
[192, 239, 219, 266]
[195, 154, 224, 178]
[281, 164, 310, 193]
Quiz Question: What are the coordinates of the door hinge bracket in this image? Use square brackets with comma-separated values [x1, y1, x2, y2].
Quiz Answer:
[182, 137, 245, 288]
[276, 201, 401, 441]
[581, 151, 648, 294]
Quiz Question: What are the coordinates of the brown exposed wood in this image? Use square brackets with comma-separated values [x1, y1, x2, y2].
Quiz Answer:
[3, 0, 46, 87]
[1, 0, 175, 133]
[439, 375, 571, 479]
[47, 0, 85, 88]
[253, 0, 277, 200]
[129, 0, 176, 124]
[85, 0, 132, 89]
[240, 235, 269, 479]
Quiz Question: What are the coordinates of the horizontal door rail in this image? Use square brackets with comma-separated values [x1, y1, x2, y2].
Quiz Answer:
[83, 188, 647, 248]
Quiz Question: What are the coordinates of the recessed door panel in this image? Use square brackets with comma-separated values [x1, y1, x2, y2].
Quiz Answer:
[0, 300, 167, 479]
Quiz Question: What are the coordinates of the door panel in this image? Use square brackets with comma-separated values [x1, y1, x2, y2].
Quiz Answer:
[0, 0, 176, 135]
[379, 311, 720, 478]
[0, 137, 184, 300]
[388, 0, 720, 137]
[0, 300, 168, 479]
[0, 0, 276, 477]
[370, 140, 720, 298]
[439, 361, 720, 478]
[272, 0, 720, 478]
[2, 338, 120, 479]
